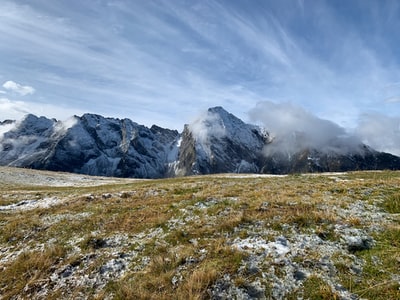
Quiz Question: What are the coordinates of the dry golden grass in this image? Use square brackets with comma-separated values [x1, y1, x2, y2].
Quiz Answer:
[0, 170, 399, 299]
[0, 245, 69, 299]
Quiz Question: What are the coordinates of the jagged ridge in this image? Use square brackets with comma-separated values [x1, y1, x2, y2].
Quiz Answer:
[0, 107, 399, 178]
[0, 114, 179, 178]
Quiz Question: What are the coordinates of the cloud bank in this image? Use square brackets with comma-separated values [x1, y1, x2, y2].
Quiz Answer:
[356, 113, 400, 156]
[0, 97, 84, 122]
[249, 101, 400, 157]
[248, 101, 362, 155]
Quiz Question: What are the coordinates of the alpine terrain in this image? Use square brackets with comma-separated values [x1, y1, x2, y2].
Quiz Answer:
[0, 107, 399, 178]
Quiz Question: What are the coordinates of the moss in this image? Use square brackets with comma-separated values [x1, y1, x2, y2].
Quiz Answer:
[287, 276, 339, 299]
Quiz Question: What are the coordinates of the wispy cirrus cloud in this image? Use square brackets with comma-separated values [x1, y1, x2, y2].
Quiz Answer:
[0, 0, 399, 133]
[385, 97, 400, 103]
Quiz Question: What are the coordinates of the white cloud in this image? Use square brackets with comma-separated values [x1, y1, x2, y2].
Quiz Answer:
[188, 109, 227, 157]
[0, 121, 16, 141]
[355, 113, 400, 156]
[0, 97, 84, 121]
[385, 97, 400, 103]
[248, 101, 361, 155]
[189, 110, 226, 145]
[2, 80, 35, 96]
[248, 101, 400, 157]
[0, 98, 29, 117]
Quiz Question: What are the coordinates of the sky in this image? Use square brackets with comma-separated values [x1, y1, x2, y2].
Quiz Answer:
[1, 0, 400, 153]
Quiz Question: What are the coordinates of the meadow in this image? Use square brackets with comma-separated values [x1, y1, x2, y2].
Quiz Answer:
[0, 168, 399, 299]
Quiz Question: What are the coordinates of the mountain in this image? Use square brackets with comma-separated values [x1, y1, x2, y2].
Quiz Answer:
[260, 146, 400, 174]
[174, 107, 400, 175]
[174, 107, 269, 176]
[0, 114, 179, 178]
[0, 107, 399, 177]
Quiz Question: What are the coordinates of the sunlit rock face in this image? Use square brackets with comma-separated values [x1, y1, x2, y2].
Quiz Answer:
[175, 107, 268, 176]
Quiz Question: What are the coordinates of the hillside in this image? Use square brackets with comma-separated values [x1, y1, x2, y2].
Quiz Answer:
[0, 167, 399, 299]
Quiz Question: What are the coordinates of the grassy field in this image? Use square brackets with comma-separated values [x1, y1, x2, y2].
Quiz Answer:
[0, 168, 399, 299]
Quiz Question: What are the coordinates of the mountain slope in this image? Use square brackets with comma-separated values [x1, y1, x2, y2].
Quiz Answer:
[175, 107, 400, 175]
[260, 146, 400, 174]
[175, 107, 269, 175]
[0, 107, 399, 178]
[0, 114, 180, 178]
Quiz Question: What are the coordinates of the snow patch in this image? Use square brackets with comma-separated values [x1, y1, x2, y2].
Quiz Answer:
[0, 197, 62, 211]
[232, 236, 290, 256]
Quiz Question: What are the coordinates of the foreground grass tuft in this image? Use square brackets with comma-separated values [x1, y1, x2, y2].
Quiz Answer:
[382, 193, 400, 214]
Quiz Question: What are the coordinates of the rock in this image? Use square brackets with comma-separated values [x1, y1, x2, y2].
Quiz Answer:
[244, 281, 266, 299]
[86, 238, 107, 249]
[258, 202, 269, 212]
[102, 193, 112, 199]
[345, 235, 373, 252]
[293, 269, 307, 281]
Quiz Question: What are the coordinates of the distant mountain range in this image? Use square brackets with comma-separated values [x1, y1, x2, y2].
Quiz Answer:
[0, 107, 399, 178]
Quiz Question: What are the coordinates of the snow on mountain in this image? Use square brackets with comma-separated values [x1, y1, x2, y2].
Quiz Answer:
[0, 114, 56, 166]
[175, 106, 400, 175]
[0, 113, 180, 178]
[0, 107, 399, 178]
[175, 106, 270, 175]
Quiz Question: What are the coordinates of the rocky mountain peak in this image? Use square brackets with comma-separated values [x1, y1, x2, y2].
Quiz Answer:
[16, 114, 56, 135]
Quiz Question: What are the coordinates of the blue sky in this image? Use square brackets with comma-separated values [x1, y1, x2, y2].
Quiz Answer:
[1, 0, 400, 140]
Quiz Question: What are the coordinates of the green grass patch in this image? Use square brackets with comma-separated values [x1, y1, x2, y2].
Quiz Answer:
[335, 227, 400, 299]
[287, 276, 339, 299]
[381, 193, 400, 214]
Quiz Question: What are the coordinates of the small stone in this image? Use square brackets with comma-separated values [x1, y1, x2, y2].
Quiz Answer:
[189, 238, 198, 246]
[293, 270, 307, 281]
[346, 236, 373, 252]
[102, 193, 112, 199]
[276, 236, 288, 247]
[85, 194, 95, 201]
[350, 265, 362, 275]
[246, 261, 261, 275]
[258, 202, 269, 211]
[244, 281, 266, 299]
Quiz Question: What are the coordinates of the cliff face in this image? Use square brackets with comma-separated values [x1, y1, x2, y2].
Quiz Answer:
[0, 107, 399, 178]
[175, 107, 269, 176]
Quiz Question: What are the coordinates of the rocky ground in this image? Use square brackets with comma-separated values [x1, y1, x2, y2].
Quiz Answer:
[0, 166, 138, 187]
[0, 167, 399, 299]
